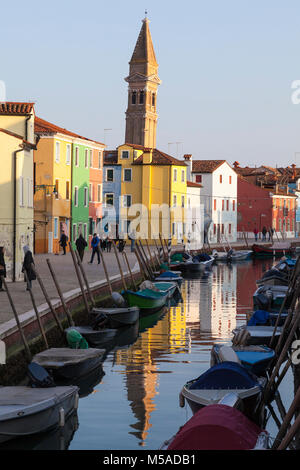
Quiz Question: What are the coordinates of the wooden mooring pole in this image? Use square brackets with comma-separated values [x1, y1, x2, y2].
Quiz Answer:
[98, 248, 113, 296]
[122, 251, 137, 291]
[69, 242, 90, 314]
[75, 250, 96, 308]
[112, 241, 127, 291]
[24, 270, 49, 349]
[46, 258, 74, 327]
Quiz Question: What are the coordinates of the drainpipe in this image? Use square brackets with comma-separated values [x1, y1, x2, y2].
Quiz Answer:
[25, 115, 31, 141]
[13, 146, 24, 282]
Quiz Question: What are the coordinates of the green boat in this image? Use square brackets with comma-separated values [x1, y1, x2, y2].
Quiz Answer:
[153, 281, 178, 299]
[122, 288, 169, 313]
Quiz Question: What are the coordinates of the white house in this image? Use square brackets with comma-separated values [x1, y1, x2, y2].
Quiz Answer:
[185, 180, 204, 250]
[183, 156, 237, 244]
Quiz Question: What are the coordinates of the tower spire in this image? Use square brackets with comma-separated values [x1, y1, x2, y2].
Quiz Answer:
[125, 18, 161, 148]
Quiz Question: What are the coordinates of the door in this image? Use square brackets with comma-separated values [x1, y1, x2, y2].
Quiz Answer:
[48, 231, 53, 253]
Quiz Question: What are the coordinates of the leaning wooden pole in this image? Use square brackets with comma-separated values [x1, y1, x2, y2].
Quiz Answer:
[145, 240, 156, 272]
[98, 248, 113, 296]
[272, 386, 300, 449]
[75, 250, 96, 308]
[154, 238, 161, 260]
[159, 233, 167, 260]
[24, 270, 49, 349]
[31, 263, 64, 333]
[136, 244, 151, 279]
[123, 251, 137, 291]
[134, 248, 146, 281]
[138, 241, 153, 278]
[69, 242, 90, 314]
[112, 241, 127, 291]
[46, 259, 74, 327]
[1, 276, 31, 361]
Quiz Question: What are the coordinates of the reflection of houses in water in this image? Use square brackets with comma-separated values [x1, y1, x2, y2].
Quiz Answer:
[114, 305, 190, 447]
[199, 264, 237, 337]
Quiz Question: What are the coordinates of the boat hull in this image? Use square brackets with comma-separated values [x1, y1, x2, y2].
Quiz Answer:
[122, 289, 168, 312]
[252, 244, 294, 258]
[92, 306, 140, 328]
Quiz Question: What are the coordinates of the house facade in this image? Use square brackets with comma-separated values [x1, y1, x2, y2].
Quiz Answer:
[103, 150, 121, 238]
[0, 102, 36, 280]
[89, 146, 104, 242]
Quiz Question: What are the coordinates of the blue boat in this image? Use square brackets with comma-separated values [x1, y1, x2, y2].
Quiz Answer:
[247, 310, 288, 327]
[180, 362, 265, 425]
[154, 271, 183, 283]
[211, 344, 275, 376]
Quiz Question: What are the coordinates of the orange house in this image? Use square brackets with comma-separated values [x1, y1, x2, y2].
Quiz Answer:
[89, 147, 104, 243]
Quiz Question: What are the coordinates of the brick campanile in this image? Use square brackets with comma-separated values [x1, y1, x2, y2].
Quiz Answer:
[124, 17, 161, 149]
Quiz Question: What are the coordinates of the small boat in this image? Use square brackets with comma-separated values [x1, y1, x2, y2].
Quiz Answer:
[212, 249, 230, 262]
[180, 362, 265, 425]
[232, 325, 282, 347]
[154, 271, 183, 283]
[0, 364, 79, 444]
[32, 347, 105, 381]
[211, 344, 275, 376]
[252, 243, 295, 258]
[253, 285, 289, 311]
[122, 288, 169, 313]
[182, 254, 215, 272]
[229, 249, 253, 261]
[160, 403, 269, 450]
[65, 326, 118, 349]
[91, 306, 139, 328]
[256, 258, 295, 287]
[247, 309, 288, 327]
[153, 281, 179, 298]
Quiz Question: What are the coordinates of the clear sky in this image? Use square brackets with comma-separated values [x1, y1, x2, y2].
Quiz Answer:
[2, 0, 300, 166]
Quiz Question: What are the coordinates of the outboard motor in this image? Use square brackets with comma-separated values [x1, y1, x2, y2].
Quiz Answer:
[27, 362, 55, 388]
[255, 293, 270, 311]
[227, 249, 233, 263]
[90, 312, 108, 330]
[111, 292, 127, 307]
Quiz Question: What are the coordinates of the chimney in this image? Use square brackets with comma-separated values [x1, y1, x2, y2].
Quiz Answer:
[291, 163, 296, 180]
[233, 161, 240, 168]
[184, 154, 192, 181]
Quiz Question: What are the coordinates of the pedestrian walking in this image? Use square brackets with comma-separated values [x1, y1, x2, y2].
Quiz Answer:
[89, 233, 101, 264]
[76, 234, 88, 261]
[0, 247, 6, 291]
[59, 231, 68, 255]
[254, 227, 258, 242]
[106, 237, 112, 252]
[22, 245, 36, 291]
[262, 226, 267, 242]
[118, 239, 126, 253]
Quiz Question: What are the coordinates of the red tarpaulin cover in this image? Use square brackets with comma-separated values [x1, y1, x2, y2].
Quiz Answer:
[167, 405, 266, 450]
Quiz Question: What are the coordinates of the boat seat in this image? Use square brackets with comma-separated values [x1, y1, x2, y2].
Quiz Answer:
[219, 346, 241, 364]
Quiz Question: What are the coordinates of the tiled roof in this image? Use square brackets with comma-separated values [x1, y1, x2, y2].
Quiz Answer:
[0, 102, 34, 115]
[35, 116, 105, 146]
[187, 181, 202, 188]
[121, 143, 152, 151]
[133, 148, 187, 167]
[192, 160, 226, 173]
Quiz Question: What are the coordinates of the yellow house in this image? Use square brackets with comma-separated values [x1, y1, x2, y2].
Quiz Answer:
[118, 143, 187, 243]
[34, 117, 73, 254]
[0, 102, 36, 281]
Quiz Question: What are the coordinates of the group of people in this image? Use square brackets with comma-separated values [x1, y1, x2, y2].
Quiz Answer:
[253, 226, 274, 242]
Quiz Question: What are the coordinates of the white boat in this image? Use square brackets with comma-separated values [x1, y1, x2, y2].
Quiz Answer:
[0, 385, 79, 444]
[182, 255, 215, 272]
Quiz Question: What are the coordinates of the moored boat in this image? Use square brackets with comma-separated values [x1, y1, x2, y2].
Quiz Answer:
[91, 306, 140, 328]
[122, 288, 169, 313]
[232, 325, 282, 347]
[252, 243, 295, 258]
[65, 326, 117, 349]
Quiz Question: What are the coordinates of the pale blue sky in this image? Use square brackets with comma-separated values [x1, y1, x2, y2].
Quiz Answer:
[2, 0, 300, 166]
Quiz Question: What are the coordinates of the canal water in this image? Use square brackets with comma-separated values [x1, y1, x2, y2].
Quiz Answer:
[1, 258, 297, 450]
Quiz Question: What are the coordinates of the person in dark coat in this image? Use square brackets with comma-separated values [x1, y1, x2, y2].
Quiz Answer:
[22, 245, 36, 291]
[262, 226, 267, 242]
[89, 234, 100, 264]
[59, 231, 68, 255]
[0, 247, 6, 291]
[106, 237, 112, 252]
[76, 234, 88, 261]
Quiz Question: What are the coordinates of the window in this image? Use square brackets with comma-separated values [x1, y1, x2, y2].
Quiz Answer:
[74, 186, 78, 206]
[174, 169, 177, 182]
[124, 168, 132, 182]
[98, 151, 102, 169]
[55, 179, 59, 199]
[105, 193, 114, 206]
[139, 90, 144, 104]
[221, 224, 224, 234]
[84, 149, 88, 168]
[89, 218, 93, 236]
[121, 150, 129, 159]
[84, 187, 88, 206]
[123, 195, 132, 207]
[229, 175, 232, 184]
[106, 169, 114, 182]
[54, 217, 59, 239]
[226, 200, 229, 211]
[173, 195, 177, 207]
[55, 142, 60, 163]
[78, 223, 82, 236]
[232, 200, 236, 211]
[172, 223, 176, 236]
[220, 174, 222, 183]
[152, 93, 155, 107]
[97, 184, 102, 202]
[229, 223, 232, 234]
[195, 175, 202, 183]
[89, 183, 93, 202]
[66, 144, 71, 165]
[66, 181, 70, 200]
[83, 223, 87, 240]
[89, 150, 92, 168]
[181, 195, 185, 208]
[72, 224, 77, 242]
[132, 91, 136, 105]
[222, 200, 224, 211]
[181, 170, 185, 182]
[75, 147, 79, 166]
[214, 199, 216, 211]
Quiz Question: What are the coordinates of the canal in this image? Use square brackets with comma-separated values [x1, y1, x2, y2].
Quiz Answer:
[1, 258, 297, 450]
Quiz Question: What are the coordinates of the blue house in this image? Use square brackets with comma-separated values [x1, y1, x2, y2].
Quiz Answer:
[102, 150, 121, 238]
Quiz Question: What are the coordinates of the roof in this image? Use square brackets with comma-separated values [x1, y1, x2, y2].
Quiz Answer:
[192, 160, 226, 173]
[187, 181, 202, 188]
[35, 116, 105, 147]
[0, 102, 34, 115]
[133, 148, 187, 167]
[0, 128, 36, 148]
[130, 18, 158, 67]
[103, 150, 119, 165]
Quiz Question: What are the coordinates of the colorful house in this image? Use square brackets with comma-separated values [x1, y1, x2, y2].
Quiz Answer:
[103, 150, 121, 238]
[34, 117, 104, 253]
[89, 146, 104, 241]
[0, 102, 36, 281]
